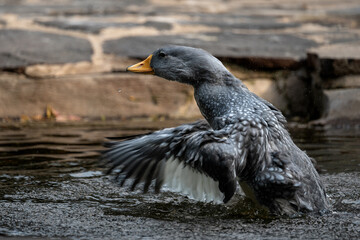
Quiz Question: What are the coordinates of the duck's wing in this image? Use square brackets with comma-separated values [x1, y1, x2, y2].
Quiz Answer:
[102, 120, 239, 203]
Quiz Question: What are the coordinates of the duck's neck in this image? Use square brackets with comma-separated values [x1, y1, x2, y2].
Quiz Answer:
[194, 77, 248, 129]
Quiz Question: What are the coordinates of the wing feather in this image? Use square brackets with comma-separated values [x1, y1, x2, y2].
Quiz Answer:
[102, 120, 240, 203]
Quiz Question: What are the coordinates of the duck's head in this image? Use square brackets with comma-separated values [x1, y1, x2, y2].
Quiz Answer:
[126, 45, 232, 86]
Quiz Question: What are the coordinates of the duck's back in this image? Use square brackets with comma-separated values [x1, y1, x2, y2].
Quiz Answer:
[223, 91, 329, 215]
[250, 133, 329, 215]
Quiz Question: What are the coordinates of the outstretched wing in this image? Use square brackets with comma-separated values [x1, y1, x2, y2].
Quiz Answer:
[102, 120, 239, 203]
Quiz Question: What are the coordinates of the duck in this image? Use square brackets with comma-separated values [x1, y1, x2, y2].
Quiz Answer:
[102, 45, 330, 215]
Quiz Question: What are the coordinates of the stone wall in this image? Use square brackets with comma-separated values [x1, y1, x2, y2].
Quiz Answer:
[308, 42, 360, 126]
[0, 0, 359, 125]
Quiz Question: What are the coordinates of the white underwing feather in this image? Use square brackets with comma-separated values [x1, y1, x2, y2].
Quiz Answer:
[163, 157, 224, 203]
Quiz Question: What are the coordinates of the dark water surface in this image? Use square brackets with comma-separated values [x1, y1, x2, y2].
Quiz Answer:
[0, 121, 359, 240]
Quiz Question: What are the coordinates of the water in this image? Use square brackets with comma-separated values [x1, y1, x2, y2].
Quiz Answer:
[0, 121, 359, 239]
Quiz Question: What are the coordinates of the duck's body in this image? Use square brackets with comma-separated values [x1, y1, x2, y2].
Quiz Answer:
[103, 45, 329, 215]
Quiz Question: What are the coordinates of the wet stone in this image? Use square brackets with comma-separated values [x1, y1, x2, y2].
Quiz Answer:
[35, 18, 140, 34]
[0, 29, 93, 69]
[192, 19, 300, 30]
[103, 33, 317, 68]
[143, 20, 173, 31]
[34, 18, 173, 34]
[0, 0, 146, 16]
[35, 18, 138, 34]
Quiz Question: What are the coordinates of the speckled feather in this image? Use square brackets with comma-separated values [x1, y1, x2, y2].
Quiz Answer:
[102, 45, 329, 215]
[103, 120, 239, 202]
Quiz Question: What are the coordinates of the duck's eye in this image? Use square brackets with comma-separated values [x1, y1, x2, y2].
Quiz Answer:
[158, 52, 166, 58]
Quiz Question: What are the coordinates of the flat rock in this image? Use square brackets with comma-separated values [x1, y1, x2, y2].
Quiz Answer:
[322, 88, 360, 121]
[309, 41, 360, 59]
[0, 72, 201, 119]
[35, 18, 138, 34]
[0, 72, 287, 120]
[35, 18, 173, 34]
[328, 6, 360, 17]
[322, 75, 360, 89]
[143, 21, 173, 30]
[190, 18, 300, 30]
[301, 30, 360, 45]
[103, 33, 317, 69]
[0, 29, 93, 69]
[0, 0, 145, 16]
[308, 41, 360, 78]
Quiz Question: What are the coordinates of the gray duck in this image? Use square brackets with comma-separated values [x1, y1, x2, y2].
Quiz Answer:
[102, 45, 329, 215]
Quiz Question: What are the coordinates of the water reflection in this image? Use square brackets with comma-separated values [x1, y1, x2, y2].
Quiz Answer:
[1, 123, 358, 176]
[289, 127, 360, 173]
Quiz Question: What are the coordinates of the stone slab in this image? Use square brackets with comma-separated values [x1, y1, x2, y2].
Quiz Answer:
[0, 72, 289, 120]
[0, 29, 93, 69]
[143, 21, 173, 31]
[308, 42, 360, 78]
[0, 0, 145, 16]
[301, 30, 360, 45]
[309, 42, 360, 60]
[103, 33, 317, 69]
[328, 6, 360, 17]
[0, 72, 201, 119]
[323, 88, 360, 121]
[35, 19, 136, 34]
[322, 75, 360, 89]
[35, 19, 173, 34]
[190, 19, 300, 30]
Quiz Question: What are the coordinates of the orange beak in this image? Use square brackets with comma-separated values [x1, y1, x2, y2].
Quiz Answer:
[126, 54, 154, 74]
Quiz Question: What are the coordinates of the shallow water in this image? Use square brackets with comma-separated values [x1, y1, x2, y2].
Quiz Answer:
[0, 121, 359, 239]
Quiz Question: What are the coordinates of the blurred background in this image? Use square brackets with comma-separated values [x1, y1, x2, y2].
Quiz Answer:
[0, 0, 359, 126]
